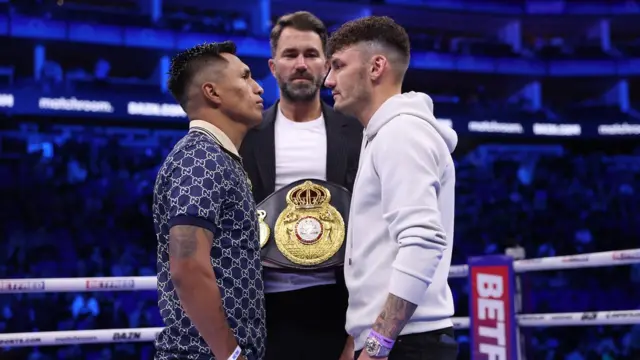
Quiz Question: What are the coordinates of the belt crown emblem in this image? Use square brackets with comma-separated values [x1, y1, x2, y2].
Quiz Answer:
[288, 181, 331, 209]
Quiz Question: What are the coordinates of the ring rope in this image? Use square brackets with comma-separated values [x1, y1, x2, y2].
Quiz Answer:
[448, 248, 640, 278]
[0, 248, 637, 293]
[0, 310, 638, 347]
[0, 248, 638, 347]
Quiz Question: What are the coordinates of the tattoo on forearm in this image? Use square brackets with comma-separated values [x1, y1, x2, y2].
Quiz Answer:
[169, 225, 213, 259]
[372, 294, 418, 339]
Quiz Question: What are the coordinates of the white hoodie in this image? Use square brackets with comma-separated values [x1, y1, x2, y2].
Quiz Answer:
[344, 92, 458, 350]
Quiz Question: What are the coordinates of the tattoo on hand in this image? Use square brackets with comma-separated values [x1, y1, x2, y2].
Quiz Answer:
[372, 294, 418, 339]
[169, 225, 213, 259]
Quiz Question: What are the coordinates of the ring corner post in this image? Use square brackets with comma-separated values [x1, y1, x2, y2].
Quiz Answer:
[467, 255, 519, 360]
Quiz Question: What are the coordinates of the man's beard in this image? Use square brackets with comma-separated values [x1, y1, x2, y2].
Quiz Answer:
[278, 74, 322, 102]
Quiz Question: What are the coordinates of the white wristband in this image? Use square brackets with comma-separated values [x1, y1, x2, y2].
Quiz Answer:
[227, 346, 242, 360]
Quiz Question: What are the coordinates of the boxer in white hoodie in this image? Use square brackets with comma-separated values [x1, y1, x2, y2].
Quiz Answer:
[324, 16, 459, 360]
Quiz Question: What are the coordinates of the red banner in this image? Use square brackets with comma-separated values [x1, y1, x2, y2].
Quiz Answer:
[469, 256, 518, 360]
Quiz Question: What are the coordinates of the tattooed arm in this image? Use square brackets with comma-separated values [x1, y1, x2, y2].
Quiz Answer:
[169, 225, 240, 359]
[371, 294, 418, 340]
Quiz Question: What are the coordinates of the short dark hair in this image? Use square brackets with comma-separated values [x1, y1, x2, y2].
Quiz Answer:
[327, 16, 411, 77]
[167, 41, 237, 109]
[270, 11, 328, 56]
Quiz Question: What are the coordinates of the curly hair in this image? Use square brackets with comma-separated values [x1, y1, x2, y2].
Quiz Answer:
[327, 16, 410, 77]
[167, 41, 237, 109]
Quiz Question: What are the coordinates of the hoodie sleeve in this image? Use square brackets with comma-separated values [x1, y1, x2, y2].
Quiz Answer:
[372, 115, 449, 305]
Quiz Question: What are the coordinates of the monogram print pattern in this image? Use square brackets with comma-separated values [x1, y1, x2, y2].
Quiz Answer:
[153, 132, 265, 360]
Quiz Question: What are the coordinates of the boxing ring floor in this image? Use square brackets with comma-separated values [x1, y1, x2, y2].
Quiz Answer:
[0, 248, 639, 358]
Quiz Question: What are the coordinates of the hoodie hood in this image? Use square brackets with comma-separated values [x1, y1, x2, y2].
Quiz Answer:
[365, 92, 458, 153]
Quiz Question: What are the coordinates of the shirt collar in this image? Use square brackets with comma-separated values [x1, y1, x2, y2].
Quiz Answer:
[189, 120, 239, 157]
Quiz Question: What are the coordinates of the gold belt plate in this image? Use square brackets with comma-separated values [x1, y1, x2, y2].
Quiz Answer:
[274, 181, 345, 266]
[257, 209, 270, 248]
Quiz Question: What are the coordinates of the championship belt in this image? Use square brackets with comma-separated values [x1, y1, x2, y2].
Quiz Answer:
[257, 179, 351, 271]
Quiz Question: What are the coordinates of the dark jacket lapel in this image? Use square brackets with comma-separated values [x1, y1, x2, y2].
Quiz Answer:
[254, 104, 277, 195]
[322, 102, 348, 185]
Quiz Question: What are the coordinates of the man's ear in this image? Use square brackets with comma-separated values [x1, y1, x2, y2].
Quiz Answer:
[370, 55, 387, 81]
[202, 82, 221, 106]
[268, 58, 277, 78]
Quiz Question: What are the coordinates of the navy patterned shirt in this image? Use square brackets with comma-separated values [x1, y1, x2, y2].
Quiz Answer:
[153, 130, 266, 360]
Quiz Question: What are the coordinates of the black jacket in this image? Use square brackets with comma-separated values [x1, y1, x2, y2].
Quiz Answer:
[240, 100, 362, 204]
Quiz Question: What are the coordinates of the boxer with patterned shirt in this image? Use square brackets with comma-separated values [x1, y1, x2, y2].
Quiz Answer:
[153, 41, 266, 360]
